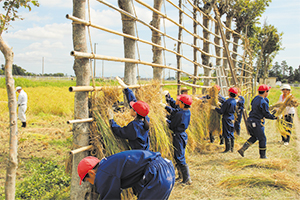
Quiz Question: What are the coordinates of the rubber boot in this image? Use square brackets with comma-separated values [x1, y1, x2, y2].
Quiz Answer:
[219, 135, 224, 145]
[237, 141, 251, 157]
[209, 132, 215, 143]
[259, 149, 267, 159]
[222, 137, 231, 153]
[236, 129, 240, 136]
[21, 122, 26, 128]
[230, 138, 234, 152]
[175, 164, 182, 182]
[180, 164, 192, 185]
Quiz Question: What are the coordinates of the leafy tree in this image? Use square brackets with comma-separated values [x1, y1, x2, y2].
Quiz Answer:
[256, 23, 282, 83]
[0, 1, 39, 199]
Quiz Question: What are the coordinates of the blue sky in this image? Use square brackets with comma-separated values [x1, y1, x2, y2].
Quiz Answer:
[0, 0, 299, 78]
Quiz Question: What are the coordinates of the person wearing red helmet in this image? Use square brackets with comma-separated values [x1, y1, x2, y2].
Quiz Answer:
[238, 84, 277, 159]
[77, 150, 175, 199]
[108, 77, 150, 150]
[162, 94, 192, 185]
[213, 87, 238, 153]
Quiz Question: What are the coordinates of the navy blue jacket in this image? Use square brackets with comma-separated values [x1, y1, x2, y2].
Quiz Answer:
[166, 106, 191, 134]
[94, 150, 161, 199]
[110, 88, 150, 150]
[215, 98, 237, 121]
[248, 95, 275, 121]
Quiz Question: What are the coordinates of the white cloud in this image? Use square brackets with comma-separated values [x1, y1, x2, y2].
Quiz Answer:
[38, 0, 71, 8]
[90, 8, 122, 28]
[4, 23, 71, 40]
[16, 51, 52, 62]
[17, 11, 52, 22]
[28, 40, 66, 50]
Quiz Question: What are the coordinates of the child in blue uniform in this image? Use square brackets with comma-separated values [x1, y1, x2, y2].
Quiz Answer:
[163, 94, 192, 184]
[77, 150, 175, 200]
[234, 95, 245, 136]
[213, 87, 238, 153]
[238, 84, 277, 159]
[108, 77, 150, 150]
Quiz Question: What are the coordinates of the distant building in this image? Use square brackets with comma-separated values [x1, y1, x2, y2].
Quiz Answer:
[259, 77, 277, 87]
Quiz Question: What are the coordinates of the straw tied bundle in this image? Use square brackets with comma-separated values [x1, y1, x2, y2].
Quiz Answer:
[207, 86, 222, 139]
[269, 94, 299, 138]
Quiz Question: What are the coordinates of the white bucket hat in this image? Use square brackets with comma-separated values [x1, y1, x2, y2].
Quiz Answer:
[16, 86, 22, 92]
[280, 84, 291, 90]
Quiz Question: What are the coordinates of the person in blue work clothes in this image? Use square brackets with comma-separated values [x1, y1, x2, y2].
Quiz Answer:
[238, 84, 277, 159]
[77, 150, 175, 200]
[162, 94, 192, 185]
[234, 95, 245, 136]
[200, 85, 226, 143]
[108, 76, 150, 150]
[163, 86, 190, 109]
[212, 87, 238, 153]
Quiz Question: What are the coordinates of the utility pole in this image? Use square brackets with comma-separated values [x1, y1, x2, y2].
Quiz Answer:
[42, 57, 44, 76]
[102, 60, 104, 78]
[94, 43, 97, 78]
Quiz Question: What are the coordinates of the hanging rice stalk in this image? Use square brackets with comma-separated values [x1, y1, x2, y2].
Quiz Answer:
[207, 86, 222, 139]
[186, 96, 209, 152]
[135, 81, 173, 158]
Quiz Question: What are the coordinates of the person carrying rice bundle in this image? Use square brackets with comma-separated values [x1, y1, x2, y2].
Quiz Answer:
[107, 77, 150, 150]
[212, 87, 238, 153]
[161, 94, 192, 185]
[238, 84, 277, 159]
[277, 84, 296, 145]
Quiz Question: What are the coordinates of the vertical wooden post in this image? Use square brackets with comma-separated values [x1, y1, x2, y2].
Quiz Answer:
[1, 35, 18, 200]
[192, 0, 198, 95]
[70, 0, 92, 199]
[118, 0, 137, 86]
[151, 0, 163, 82]
[177, 0, 183, 95]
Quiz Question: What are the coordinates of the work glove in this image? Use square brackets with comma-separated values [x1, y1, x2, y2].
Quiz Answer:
[160, 102, 167, 108]
[116, 76, 128, 88]
[211, 105, 216, 109]
[107, 108, 114, 120]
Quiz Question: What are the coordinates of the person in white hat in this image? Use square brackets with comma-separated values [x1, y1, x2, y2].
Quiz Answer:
[278, 84, 295, 145]
[16, 86, 28, 128]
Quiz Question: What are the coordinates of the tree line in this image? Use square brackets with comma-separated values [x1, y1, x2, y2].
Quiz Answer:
[268, 60, 300, 83]
[0, 64, 65, 77]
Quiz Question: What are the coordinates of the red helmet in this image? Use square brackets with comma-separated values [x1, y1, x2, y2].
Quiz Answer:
[228, 87, 238, 94]
[130, 101, 150, 117]
[258, 84, 271, 91]
[178, 94, 192, 106]
[215, 85, 221, 91]
[77, 156, 100, 185]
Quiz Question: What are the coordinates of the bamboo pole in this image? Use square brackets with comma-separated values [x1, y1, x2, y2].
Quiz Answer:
[67, 118, 94, 124]
[70, 145, 93, 155]
[69, 83, 181, 92]
[179, 80, 211, 88]
[70, 51, 196, 78]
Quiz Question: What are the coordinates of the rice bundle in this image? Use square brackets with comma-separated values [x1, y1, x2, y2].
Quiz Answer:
[270, 94, 299, 138]
[207, 86, 222, 139]
[186, 96, 209, 152]
[273, 94, 299, 117]
[135, 81, 173, 158]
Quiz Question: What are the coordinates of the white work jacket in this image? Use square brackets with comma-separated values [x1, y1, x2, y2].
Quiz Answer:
[17, 90, 28, 106]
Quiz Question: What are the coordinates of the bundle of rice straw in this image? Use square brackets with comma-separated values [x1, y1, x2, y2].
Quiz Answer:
[207, 86, 222, 139]
[270, 94, 299, 138]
